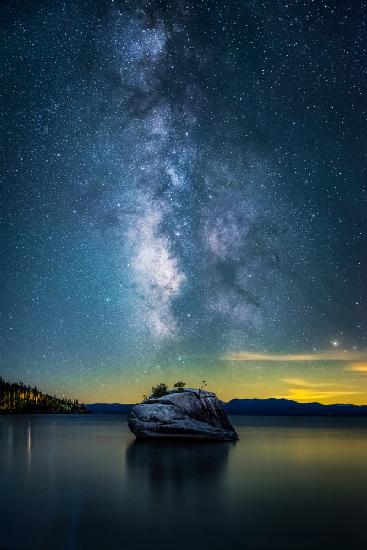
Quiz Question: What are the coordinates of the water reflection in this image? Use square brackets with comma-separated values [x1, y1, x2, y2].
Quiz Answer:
[126, 440, 233, 497]
[1, 416, 367, 550]
[124, 439, 235, 550]
[27, 420, 32, 475]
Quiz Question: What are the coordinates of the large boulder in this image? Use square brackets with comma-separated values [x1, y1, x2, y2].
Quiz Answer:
[128, 388, 238, 441]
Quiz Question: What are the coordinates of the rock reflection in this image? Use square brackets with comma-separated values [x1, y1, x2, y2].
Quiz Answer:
[126, 440, 233, 499]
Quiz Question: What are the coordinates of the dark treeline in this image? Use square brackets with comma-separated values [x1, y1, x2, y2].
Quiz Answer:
[0, 377, 89, 414]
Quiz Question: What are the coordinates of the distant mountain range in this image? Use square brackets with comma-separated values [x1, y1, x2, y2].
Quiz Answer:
[87, 398, 367, 416]
[87, 403, 133, 414]
[224, 398, 367, 416]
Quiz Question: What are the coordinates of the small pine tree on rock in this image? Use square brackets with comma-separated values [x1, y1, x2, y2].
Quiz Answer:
[150, 383, 168, 398]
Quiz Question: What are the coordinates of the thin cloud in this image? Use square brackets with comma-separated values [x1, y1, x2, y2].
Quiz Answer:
[279, 377, 363, 403]
[223, 351, 367, 362]
[279, 389, 362, 403]
[282, 378, 335, 388]
[346, 363, 367, 373]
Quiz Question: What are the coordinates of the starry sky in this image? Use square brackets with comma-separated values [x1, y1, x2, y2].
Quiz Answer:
[2, 0, 367, 404]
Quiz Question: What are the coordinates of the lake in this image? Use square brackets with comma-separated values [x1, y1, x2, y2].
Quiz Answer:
[1, 415, 367, 549]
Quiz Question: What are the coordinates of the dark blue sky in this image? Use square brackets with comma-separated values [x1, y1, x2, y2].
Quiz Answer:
[2, 0, 367, 402]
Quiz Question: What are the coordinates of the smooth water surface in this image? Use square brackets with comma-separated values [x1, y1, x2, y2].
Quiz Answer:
[1, 415, 367, 550]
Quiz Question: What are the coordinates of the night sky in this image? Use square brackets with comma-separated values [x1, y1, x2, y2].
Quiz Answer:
[2, 0, 367, 403]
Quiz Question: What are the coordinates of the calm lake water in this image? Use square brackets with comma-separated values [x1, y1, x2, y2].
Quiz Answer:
[1, 415, 367, 550]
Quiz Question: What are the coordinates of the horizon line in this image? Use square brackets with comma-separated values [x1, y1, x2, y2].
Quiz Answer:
[86, 396, 367, 407]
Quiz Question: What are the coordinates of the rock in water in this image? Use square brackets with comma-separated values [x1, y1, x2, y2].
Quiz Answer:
[128, 388, 238, 441]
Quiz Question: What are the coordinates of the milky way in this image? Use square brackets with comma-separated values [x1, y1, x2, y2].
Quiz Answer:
[2, 1, 367, 401]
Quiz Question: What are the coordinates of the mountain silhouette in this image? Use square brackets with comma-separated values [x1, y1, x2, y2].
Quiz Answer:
[88, 398, 367, 416]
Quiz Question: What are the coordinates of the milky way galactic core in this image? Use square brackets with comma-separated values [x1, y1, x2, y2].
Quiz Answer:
[2, 1, 367, 402]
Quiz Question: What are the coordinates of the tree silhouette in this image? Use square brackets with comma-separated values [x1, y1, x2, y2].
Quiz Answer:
[150, 383, 168, 398]
[0, 377, 89, 414]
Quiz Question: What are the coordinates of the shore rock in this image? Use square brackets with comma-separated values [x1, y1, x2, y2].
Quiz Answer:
[128, 388, 238, 441]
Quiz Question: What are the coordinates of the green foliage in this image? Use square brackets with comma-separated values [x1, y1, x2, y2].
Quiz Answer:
[145, 380, 208, 401]
[173, 381, 186, 392]
[0, 376, 89, 414]
[150, 383, 168, 398]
